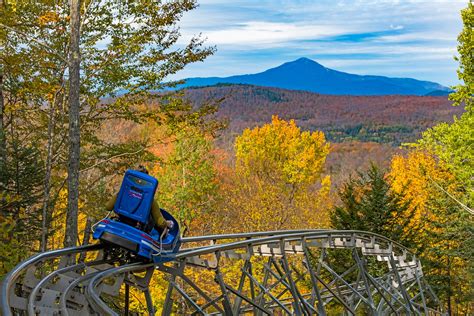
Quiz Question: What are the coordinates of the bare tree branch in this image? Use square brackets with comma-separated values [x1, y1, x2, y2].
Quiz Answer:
[79, 147, 148, 174]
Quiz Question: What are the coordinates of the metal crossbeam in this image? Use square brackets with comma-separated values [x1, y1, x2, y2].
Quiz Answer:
[1, 230, 445, 315]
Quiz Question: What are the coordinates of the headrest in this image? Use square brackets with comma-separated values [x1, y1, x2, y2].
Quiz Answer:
[114, 169, 158, 224]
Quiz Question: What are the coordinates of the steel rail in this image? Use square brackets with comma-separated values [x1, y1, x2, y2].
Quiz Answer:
[180, 229, 326, 243]
[177, 230, 413, 260]
[87, 262, 152, 316]
[27, 256, 117, 316]
[2, 230, 311, 314]
[60, 268, 108, 316]
[1, 230, 307, 314]
[2, 229, 438, 315]
[86, 230, 423, 315]
[0, 243, 104, 316]
[27, 259, 106, 315]
[85, 230, 333, 316]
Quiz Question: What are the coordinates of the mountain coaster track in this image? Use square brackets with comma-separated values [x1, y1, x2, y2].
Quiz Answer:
[1, 230, 443, 315]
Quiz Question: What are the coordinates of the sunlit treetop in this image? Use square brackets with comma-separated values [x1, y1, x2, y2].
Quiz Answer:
[235, 115, 329, 185]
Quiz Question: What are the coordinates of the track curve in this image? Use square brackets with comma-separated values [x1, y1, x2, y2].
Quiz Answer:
[1, 230, 443, 315]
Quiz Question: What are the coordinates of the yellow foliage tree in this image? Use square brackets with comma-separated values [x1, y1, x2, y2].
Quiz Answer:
[389, 151, 472, 313]
[235, 115, 329, 186]
[389, 151, 455, 230]
[224, 115, 331, 232]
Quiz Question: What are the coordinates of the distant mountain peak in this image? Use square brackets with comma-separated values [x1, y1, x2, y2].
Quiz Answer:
[180, 58, 449, 96]
[279, 57, 326, 69]
[294, 57, 318, 63]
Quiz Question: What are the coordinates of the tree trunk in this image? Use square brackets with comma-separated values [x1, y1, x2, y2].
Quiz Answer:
[446, 245, 452, 316]
[0, 72, 6, 166]
[0, 0, 5, 166]
[12, 122, 19, 217]
[78, 216, 93, 262]
[64, 0, 81, 249]
[40, 94, 59, 252]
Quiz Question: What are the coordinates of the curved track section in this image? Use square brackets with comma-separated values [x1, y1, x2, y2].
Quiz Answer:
[1, 230, 443, 315]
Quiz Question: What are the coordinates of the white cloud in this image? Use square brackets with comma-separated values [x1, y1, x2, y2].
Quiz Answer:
[389, 24, 404, 30]
[376, 32, 456, 43]
[202, 21, 357, 46]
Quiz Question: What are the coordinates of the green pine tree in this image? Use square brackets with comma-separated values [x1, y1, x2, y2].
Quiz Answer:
[0, 136, 44, 275]
[422, 181, 473, 315]
[330, 164, 417, 247]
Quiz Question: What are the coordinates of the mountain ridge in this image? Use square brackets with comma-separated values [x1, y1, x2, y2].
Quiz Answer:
[180, 57, 449, 96]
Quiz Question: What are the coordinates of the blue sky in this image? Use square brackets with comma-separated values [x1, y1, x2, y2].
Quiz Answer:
[174, 0, 467, 86]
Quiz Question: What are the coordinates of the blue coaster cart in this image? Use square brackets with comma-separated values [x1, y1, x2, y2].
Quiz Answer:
[92, 170, 181, 263]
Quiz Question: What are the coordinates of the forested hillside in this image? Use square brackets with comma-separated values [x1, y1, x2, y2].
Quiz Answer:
[184, 84, 463, 146]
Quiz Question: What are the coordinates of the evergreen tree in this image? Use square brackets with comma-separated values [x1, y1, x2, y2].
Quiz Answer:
[0, 135, 44, 272]
[331, 164, 416, 247]
[423, 187, 473, 315]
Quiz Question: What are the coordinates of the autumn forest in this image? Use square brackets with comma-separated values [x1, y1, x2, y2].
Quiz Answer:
[0, 1, 473, 315]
